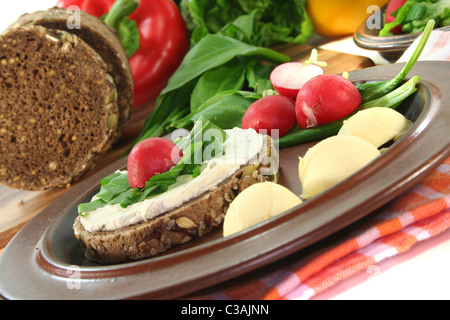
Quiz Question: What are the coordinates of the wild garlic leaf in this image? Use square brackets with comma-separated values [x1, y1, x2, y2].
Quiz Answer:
[96, 173, 131, 202]
[78, 117, 227, 214]
[78, 199, 106, 215]
[189, 57, 248, 112]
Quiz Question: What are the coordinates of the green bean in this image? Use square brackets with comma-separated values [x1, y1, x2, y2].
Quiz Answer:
[278, 120, 344, 149]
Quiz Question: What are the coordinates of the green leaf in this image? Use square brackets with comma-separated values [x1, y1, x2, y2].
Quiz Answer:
[109, 188, 140, 208]
[100, 172, 122, 186]
[174, 115, 228, 153]
[128, 28, 289, 154]
[190, 57, 248, 112]
[161, 33, 289, 96]
[180, 0, 313, 47]
[180, 163, 202, 177]
[171, 91, 259, 130]
[140, 184, 169, 199]
[406, 2, 428, 22]
[79, 117, 229, 214]
[78, 199, 106, 215]
[191, 165, 202, 178]
[175, 104, 247, 131]
[218, 10, 256, 43]
[245, 61, 276, 93]
[379, 1, 415, 36]
[293, 10, 315, 44]
[96, 173, 131, 202]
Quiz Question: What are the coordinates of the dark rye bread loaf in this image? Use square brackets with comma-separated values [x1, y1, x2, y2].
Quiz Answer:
[0, 26, 119, 191]
[11, 7, 134, 142]
[73, 137, 278, 264]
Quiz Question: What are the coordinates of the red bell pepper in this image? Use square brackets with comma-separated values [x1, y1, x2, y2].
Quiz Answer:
[56, 0, 189, 107]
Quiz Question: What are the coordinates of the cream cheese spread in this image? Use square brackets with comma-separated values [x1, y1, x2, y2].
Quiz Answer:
[80, 128, 266, 232]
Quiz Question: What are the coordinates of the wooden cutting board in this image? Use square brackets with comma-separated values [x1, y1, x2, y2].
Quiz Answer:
[0, 45, 374, 253]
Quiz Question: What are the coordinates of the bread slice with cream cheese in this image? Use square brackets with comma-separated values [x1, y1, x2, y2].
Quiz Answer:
[73, 132, 278, 264]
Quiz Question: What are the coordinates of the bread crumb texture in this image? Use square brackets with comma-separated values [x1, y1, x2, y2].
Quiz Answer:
[0, 26, 119, 191]
[14, 8, 134, 142]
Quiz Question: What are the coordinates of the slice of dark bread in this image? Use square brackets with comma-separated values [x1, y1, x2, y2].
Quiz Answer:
[0, 26, 119, 191]
[73, 137, 278, 264]
[11, 7, 134, 142]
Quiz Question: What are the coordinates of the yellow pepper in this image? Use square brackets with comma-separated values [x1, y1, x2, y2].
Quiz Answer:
[307, 0, 390, 37]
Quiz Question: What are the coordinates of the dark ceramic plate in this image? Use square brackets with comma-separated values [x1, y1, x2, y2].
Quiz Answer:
[0, 62, 449, 300]
[354, 6, 450, 62]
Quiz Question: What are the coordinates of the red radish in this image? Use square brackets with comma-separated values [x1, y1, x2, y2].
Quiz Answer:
[385, 0, 407, 35]
[242, 95, 296, 138]
[295, 74, 361, 130]
[270, 62, 324, 99]
[127, 138, 183, 188]
[270, 49, 327, 99]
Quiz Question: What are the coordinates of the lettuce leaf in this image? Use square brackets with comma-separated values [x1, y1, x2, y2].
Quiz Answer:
[180, 0, 314, 47]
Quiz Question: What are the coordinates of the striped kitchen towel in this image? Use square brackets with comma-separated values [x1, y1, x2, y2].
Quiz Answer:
[193, 157, 450, 300]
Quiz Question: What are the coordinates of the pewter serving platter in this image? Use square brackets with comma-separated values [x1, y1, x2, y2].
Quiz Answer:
[0, 62, 449, 300]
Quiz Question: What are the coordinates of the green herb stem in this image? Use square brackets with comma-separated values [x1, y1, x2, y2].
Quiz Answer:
[360, 76, 421, 110]
[359, 19, 434, 102]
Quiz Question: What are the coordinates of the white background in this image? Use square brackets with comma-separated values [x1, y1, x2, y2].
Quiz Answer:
[1, 0, 449, 300]
[0, 0, 57, 31]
